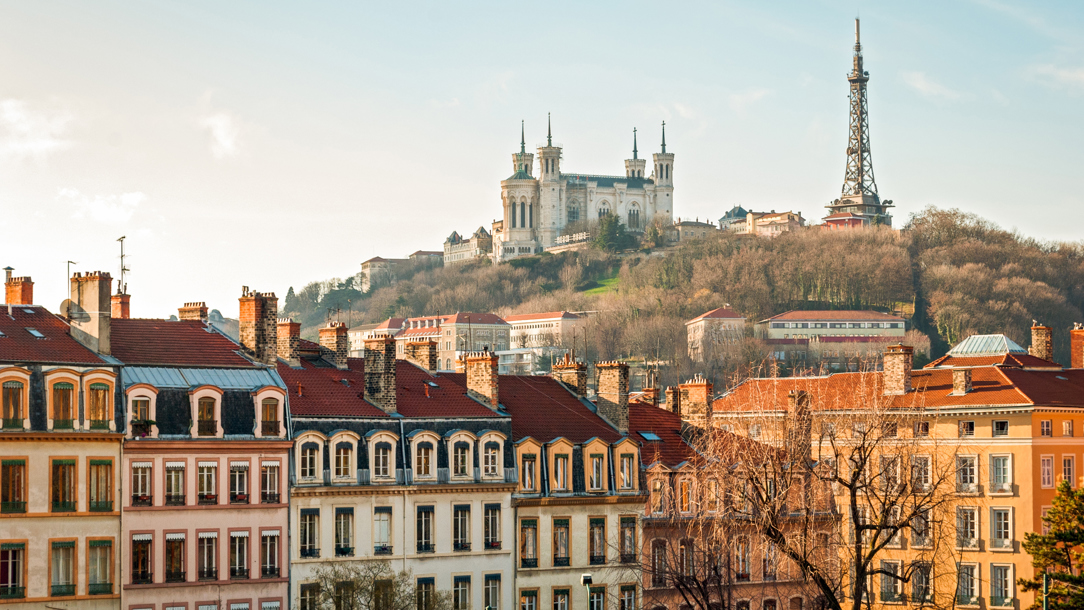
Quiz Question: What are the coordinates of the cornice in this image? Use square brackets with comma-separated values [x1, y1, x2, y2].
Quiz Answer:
[0, 432, 122, 442]
[292, 483, 517, 498]
[514, 493, 646, 507]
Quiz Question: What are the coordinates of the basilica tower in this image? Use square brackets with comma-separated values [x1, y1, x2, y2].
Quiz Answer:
[499, 121, 540, 258]
[536, 113, 563, 246]
[625, 128, 646, 178]
[651, 121, 674, 220]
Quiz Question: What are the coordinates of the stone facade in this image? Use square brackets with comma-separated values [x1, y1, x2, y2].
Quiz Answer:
[465, 352, 500, 409]
[277, 318, 301, 365]
[318, 322, 349, 370]
[1029, 324, 1053, 361]
[363, 336, 397, 414]
[238, 289, 279, 366]
[680, 374, 713, 429]
[596, 361, 630, 434]
[177, 301, 208, 322]
[69, 271, 113, 355]
[882, 343, 913, 395]
[403, 340, 438, 371]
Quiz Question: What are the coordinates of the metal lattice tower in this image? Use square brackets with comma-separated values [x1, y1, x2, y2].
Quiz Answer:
[842, 18, 878, 201]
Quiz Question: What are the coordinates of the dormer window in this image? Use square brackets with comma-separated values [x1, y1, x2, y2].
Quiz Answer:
[651, 479, 665, 514]
[197, 397, 216, 437]
[589, 455, 604, 491]
[261, 399, 280, 436]
[2, 380, 25, 427]
[416, 443, 433, 478]
[521, 455, 536, 491]
[620, 454, 635, 490]
[334, 443, 353, 479]
[483, 442, 500, 478]
[132, 398, 150, 421]
[52, 382, 75, 429]
[373, 443, 392, 479]
[453, 442, 470, 477]
[88, 383, 110, 430]
[300, 444, 319, 480]
[553, 455, 568, 491]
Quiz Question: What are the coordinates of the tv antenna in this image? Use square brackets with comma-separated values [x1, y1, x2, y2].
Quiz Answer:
[116, 236, 129, 294]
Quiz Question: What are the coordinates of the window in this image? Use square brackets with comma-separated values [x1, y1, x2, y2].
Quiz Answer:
[197, 397, 216, 436]
[485, 577, 500, 610]
[454, 505, 470, 551]
[705, 479, 719, 513]
[749, 424, 761, 439]
[912, 510, 931, 547]
[520, 590, 537, 610]
[1, 543, 25, 597]
[230, 532, 249, 578]
[416, 506, 434, 552]
[87, 540, 111, 593]
[912, 456, 931, 490]
[553, 518, 569, 566]
[484, 505, 500, 549]
[1, 459, 27, 513]
[336, 509, 354, 556]
[416, 443, 433, 477]
[882, 422, 897, 437]
[651, 541, 667, 587]
[453, 577, 470, 610]
[590, 518, 605, 564]
[881, 456, 900, 491]
[374, 443, 391, 478]
[553, 455, 568, 491]
[132, 536, 151, 583]
[957, 564, 977, 605]
[374, 508, 392, 553]
[300, 510, 319, 557]
[651, 479, 665, 514]
[520, 519, 537, 568]
[992, 508, 1012, 548]
[993, 420, 1009, 436]
[453, 443, 470, 477]
[417, 578, 435, 610]
[166, 534, 185, 582]
[230, 462, 249, 503]
[764, 542, 777, 580]
[956, 456, 977, 492]
[912, 562, 932, 603]
[301, 584, 321, 610]
[913, 421, 929, 437]
[620, 454, 634, 489]
[131, 397, 150, 422]
[957, 508, 978, 548]
[880, 561, 902, 602]
[88, 383, 110, 428]
[1064, 456, 1076, 487]
[335, 444, 352, 478]
[132, 463, 151, 505]
[620, 587, 635, 610]
[991, 455, 1011, 492]
[679, 479, 691, 512]
[198, 534, 217, 580]
[991, 565, 1012, 606]
[261, 463, 280, 503]
[959, 421, 975, 437]
[588, 455, 604, 491]
[679, 540, 693, 576]
[735, 537, 750, 581]
[589, 587, 605, 610]
[261, 398, 279, 435]
[553, 590, 569, 610]
[2, 381, 24, 426]
[51, 541, 75, 596]
[301, 445, 319, 479]
[198, 462, 218, 504]
[620, 517, 636, 562]
[1065, 420, 1075, 437]
[52, 382, 74, 427]
[1042, 456, 1055, 488]
[165, 462, 185, 505]
[1040, 419, 1052, 436]
[483, 443, 500, 477]
[521, 455, 536, 491]
[51, 459, 75, 512]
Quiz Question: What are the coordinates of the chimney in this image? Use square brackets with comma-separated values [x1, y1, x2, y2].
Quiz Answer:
[552, 352, 587, 396]
[238, 289, 278, 366]
[596, 361, 630, 435]
[883, 344, 914, 395]
[404, 340, 438, 371]
[465, 351, 500, 410]
[785, 390, 812, 466]
[111, 294, 130, 319]
[4, 270, 33, 305]
[642, 387, 659, 407]
[364, 336, 397, 414]
[319, 322, 350, 370]
[69, 271, 112, 355]
[277, 318, 301, 366]
[1072, 323, 1084, 369]
[179, 302, 209, 323]
[951, 369, 973, 395]
[680, 374, 714, 429]
[1029, 323, 1053, 362]
[664, 386, 682, 417]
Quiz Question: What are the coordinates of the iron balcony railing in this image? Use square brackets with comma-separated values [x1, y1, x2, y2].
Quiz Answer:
[132, 494, 153, 507]
[198, 493, 217, 505]
[165, 495, 185, 506]
[521, 558, 538, 568]
[51, 584, 75, 597]
[131, 570, 153, 584]
[89, 500, 113, 512]
[165, 570, 186, 583]
[1, 418, 23, 429]
[374, 544, 392, 555]
[53, 419, 74, 430]
[484, 540, 501, 550]
[51, 500, 76, 512]
[261, 492, 280, 504]
[230, 492, 249, 504]
[230, 567, 249, 580]
[590, 554, 605, 565]
[0, 586, 25, 599]
[0, 501, 26, 513]
[620, 553, 636, 564]
[198, 568, 217, 581]
[300, 547, 320, 558]
[130, 420, 152, 437]
[261, 421, 280, 436]
[453, 541, 471, 552]
[336, 545, 354, 557]
[89, 419, 109, 430]
[417, 543, 434, 553]
[197, 420, 217, 436]
[262, 566, 280, 579]
[553, 557, 570, 567]
[88, 582, 112, 595]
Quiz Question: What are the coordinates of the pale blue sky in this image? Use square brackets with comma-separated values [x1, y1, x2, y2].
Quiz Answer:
[2, 1, 1082, 318]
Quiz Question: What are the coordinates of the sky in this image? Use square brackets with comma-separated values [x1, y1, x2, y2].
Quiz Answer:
[2, 0, 1083, 319]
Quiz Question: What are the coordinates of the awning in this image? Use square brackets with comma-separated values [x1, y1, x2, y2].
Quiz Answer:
[230, 604, 250, 610]
[262, 460, 279, 467]
[132, 533, 152, 542]
[230, 531, 249, 538]
[261, 603, 281, 610]
[261, 530, 280, 538]
[230, 461, 249, 469]
[166, 461, 186, 469]
[198, 461, 218, 467]
[198, 531, 218, 539]
[131, 461, 153, 468]
[165, 532, 185, 541]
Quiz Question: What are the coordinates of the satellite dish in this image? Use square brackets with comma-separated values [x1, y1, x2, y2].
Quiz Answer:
[60, 299, 89, 322]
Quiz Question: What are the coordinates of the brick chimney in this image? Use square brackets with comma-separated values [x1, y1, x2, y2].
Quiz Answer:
[465, 351, 500, 410]
[404, 340, 438, 371]
[277, 318, 301, 366]
[4, 269, 33, 305]
[664, 386, 682, 417]
[883, 344, 914, 395]
[69, 271, 112, 355]
[680, 374, 714, 429]
[179, 302, 209, 323]
[238, 288, 278, 366]
[596, 361, 630, 435]
[785, 390, 812, 466]
[319, 322, 350, 370]
[1072, 323, 1084, 369]
[951, 369, 972, 395]
[111, 294, 130, 319]
[364, 336, 397, 414]
[642, 387, 659, 408]
[1029, 323, 1053, 362]
[552, 352, 587, 396]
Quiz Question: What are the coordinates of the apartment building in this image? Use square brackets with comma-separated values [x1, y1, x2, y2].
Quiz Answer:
[394, 313, 510, 371]
[497, 311, 584, 375]
[685, 307, 746, 362]
[710, 325, 1080, 609]
[113, 292, 292, 609]
[281, 328, 517, 610]
[0, 272, 122, 608]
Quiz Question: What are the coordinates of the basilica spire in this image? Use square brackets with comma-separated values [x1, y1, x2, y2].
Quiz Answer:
[547, 113, 552, 147]
[660, 121, 666, 154]
[520, 120, 526, 154]
[633, 128, 638, 160]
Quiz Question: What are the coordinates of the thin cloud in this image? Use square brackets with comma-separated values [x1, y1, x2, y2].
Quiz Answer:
[199, 112, 241, 159]
[0, 99, 72, 160]
[1030, 64, 1084, 89]
[61, 187, 145, 224]
[902, 72, 962, 100]
[728, 88, 771, 113]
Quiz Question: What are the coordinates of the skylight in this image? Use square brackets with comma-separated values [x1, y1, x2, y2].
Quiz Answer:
[21, 308, 33, 314]
[639, 432, 661, 441]
[26, 328, 44, 338]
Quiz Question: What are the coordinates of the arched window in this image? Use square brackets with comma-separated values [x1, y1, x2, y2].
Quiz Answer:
[88, 383, 110, 428]
[374, 442, 392, 478]
[510, 198, 516, 229]
[2, 381, 24, 422]
[52, 382, 74, 426]
[415, 441, 433, 477]
[666, 164, 670, 180]
[300, 442, 319, 479]
[197, 397, 216, 437]
[628, 208, 640, 230]
[483, 441, 501, 477]
[520, 201, 526, 228]
[567, 200, 579, 223]
[453, 441, 471, 477]
[334, 442, 353, 478]
[598, 204, 610, 219]
[261, 398, 279, 435]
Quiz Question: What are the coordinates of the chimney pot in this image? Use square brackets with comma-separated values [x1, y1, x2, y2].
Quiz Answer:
[596, 361, 630, 434]
[1029, 323, 1054, 362]
[111, 294, 130, 319]
[319, 322, 350, 370]
[552, 351, 587, 396]
[951, 369, 973, 395]
[238, 290, 278, 365]
[364, 336, 397, 414]
[883, 344, 914, 395]
[178, 301, 209, 323]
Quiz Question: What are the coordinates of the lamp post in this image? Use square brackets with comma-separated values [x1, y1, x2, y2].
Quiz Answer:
[581, 574, 593, 610]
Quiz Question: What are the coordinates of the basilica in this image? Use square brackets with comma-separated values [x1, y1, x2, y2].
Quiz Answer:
[494, 117, 674, 261]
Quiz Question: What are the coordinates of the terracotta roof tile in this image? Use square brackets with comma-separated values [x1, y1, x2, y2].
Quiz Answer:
[504, 311, 581, 323]
[111, 318, 256, 367]
[687, 307, 745, 323]
[762, 310, 904, 322]
[629, 403, 696, 467]
[924, 353, 1059, 369]
[0, 305, 106, 365]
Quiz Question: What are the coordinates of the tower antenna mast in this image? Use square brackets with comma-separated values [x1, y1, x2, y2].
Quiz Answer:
[116, 236, 129, 295]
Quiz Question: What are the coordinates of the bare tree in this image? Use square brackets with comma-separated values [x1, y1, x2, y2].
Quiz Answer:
[300, 561, 453, 610]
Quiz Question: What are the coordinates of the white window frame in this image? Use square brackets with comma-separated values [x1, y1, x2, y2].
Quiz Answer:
[957, 563, 979, 605]
[956, 455, 978, 493]
[553, 455, 568, 491]
[990, 507, 1013, 550]
[1041, 455, 1055, 488]
[956, 507, 979, 549]
[1063, 454, 1076, 487]
[912, 455, 931, 491]
[990, 563, 1014, 606]
[989, 454, 1012, 493]
[1041, 420, 1052, 436]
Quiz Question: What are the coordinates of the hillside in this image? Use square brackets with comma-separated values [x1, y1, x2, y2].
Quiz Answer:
[282, 207, 1084, 386]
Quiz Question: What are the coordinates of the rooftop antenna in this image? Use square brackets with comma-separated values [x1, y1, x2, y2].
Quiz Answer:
[116, 236, 129, 295]
[66, 260, 78, 317]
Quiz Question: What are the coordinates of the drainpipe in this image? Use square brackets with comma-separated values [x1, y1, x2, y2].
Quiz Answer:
[399, 419, 409, 573]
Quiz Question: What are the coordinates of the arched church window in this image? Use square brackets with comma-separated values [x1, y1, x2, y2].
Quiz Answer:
[628, 208, 640, 230]
[520, 201, 526, 229]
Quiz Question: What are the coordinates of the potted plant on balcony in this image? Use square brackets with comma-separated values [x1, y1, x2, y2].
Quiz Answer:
[130, 419, 155, 438]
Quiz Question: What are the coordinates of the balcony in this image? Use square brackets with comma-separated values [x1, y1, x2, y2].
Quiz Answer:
[881, 592, 903, 603]
[198, 568, 218, 581]
[165, 495, 186, 506]
[0, 586, 25, 599]
[554, 557, 570, 567]
[230, 492, 249, 504]
[336, 545, 354, 557]
[262, 566, 280, 579]
[130, 420, 153, 438]
[261, 492, 280, 504]
[911, 534, 931, 548]
[990, 596, 1013, 607]
[956, 537, 978, 550]
[132, 494, 153, 507]
[197, 419, 217, 437]
[131, 570, 153, 585]
[89, 419, 110, 430]
[230, 567, 249, 580]
[2, 417, 23, 429]
[417, 543, 434, 553]
[956, 482, 978, 494]
[261, 420, 280, 436]
[166, 570, 186, 583]
[88, 582, 112, 595]
[735, 573, 751, 583]
[620, 553, 636, 564]
[50, 584, 75, 597]
[89, 500, 113, 512]
[51, 500, 76, 512]
[198, 493, 218, 505]
[484, 540, 501, 550]
[0, 501, 26, 513]
[300, 547, 320, 558]
[590, 554, 605, 565]
[956, 595, 980, 607]
[453, 541, 471, 552]
[374, 545, 392, 556]
[991, 537, 1013, 550]
[521, 558, 538, 568]
[53, 419, 74, 430]
[989, 482, 1012, 494]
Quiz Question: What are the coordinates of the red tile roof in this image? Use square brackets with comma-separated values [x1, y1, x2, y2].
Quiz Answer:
[0, 305, 106, 365]
[924, 352, 1059, 369]
[442, 313, 508, 326]
[111, 318, 257, 367]
[504, 311, 581, 323]
[824, 212, 865, 220]
[687, 307, 745, 323]
[761, 310, 904, 322]
[373, 318, 405, 331]
[629, 403, 696, 467]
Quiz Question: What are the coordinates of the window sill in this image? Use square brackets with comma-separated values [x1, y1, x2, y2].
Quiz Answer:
[988, 490, 1015, 497]
[990, 543, 1015, 552]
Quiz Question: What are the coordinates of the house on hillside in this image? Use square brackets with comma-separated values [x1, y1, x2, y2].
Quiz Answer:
[685, 306, 747, 362]
[755, 310, 906, 371]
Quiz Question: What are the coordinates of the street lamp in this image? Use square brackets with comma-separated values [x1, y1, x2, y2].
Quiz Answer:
[581, 574, 593, 610]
